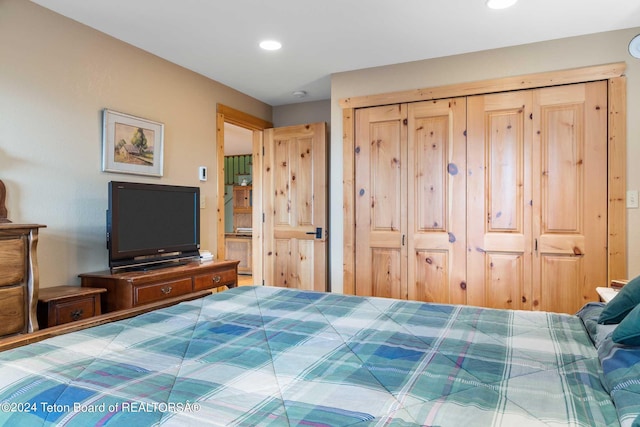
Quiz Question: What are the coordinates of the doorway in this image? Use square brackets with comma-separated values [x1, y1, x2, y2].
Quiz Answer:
[223, 123, 253, 281]
[216, 104, 272, 287]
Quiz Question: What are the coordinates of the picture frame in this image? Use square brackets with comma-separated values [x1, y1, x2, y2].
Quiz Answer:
[102, 109, 164, 177]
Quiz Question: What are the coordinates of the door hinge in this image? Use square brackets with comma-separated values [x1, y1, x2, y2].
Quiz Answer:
[262, 212, 265, 223]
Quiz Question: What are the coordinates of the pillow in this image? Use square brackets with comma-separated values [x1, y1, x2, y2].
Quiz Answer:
[577, 302, 617, 349]
[598, 335, 640, 425]
[598, 275, 640, 324]
[612, 303, 640, 346]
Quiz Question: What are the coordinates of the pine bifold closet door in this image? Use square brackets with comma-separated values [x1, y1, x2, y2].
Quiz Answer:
[354, 99, 467, 303]
[467, 81, 607, 313]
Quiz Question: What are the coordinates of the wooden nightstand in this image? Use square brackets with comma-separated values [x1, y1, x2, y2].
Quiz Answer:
[37, 286, 106, 328]
[596, 287, 618, 303]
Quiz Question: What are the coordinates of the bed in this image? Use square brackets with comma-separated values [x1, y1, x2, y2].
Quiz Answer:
[0, 285, 638, 426]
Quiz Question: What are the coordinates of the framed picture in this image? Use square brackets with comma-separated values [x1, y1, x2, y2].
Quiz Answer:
[102, 109, 164, 177]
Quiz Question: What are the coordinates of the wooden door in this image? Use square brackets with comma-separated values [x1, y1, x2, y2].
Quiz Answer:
[263, 123, 327, 291]
[407, 99, 467, 304]
[467, 82, 607, 313]
[354, 105, 407, 298]
[467, 90, 534, 310]
[531, 82, 607, 313]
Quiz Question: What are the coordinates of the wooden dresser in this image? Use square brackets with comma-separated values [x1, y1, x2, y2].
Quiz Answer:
[79, 259, 239, 313]
[37, 286, 107, 328]
[0, 223, 46, 337]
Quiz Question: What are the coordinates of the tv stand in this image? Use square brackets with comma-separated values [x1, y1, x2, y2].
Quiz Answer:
[118, 258, 193, 273]
[79, 259, 240, 313]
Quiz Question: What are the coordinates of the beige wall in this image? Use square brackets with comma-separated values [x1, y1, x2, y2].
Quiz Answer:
[3, 0, 638, 294]
[330, 28, 640, 293]
[273, 100, 331, 128]
[0, 0, 271, 287]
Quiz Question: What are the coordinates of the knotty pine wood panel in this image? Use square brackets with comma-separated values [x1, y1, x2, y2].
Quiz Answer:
[407, 99, 467, 304]
[484, 253, 526, 310]
[607, 77, 626, 284]
[339, 63, 625, 109]
[343, 108, 356, 295]
[487, 110, 525, 233]
[273, 138, 292, 227]
[297, 239, 314, 291]
[414, 116, 447, 231]
[413, 250, 449, 303]
[297, 136, 314, 227]
[371, 123, 403, 231]
[263, 123, 327, 291]
[355, 105, 407, 297]
[273, 239, 291, 288]
[539, 256, 583, 314]
[371, 248, 403, 300]
[532, 81, 607, 313]
[467, 90, 533, 310]
[343, 65, 626, 301]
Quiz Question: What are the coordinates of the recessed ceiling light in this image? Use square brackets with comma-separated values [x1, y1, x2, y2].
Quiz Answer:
[629, 34, 640, 59]
[259, 40, 282, 51]
[486, 0, 518, 9]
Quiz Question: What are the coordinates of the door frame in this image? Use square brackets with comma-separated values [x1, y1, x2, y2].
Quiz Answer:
[340, 63, 627, 295]
[216, 104, 272, 286]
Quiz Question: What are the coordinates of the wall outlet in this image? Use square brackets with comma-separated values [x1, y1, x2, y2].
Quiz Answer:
[627, 190, 639, 209]
[200, 196, 206, 209]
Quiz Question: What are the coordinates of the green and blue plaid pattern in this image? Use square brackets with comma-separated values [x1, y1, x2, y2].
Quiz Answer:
[0, 286, 621, 426]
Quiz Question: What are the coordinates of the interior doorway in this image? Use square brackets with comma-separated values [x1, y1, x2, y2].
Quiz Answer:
[216, 104, 272, 287]
[223, 123, 253, 279]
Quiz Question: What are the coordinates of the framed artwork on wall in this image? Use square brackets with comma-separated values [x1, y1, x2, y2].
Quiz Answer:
[102, 109, 164, 177]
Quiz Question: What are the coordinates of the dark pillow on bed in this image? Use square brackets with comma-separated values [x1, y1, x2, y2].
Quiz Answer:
[612, 303, 640, 346]
[598, 334, 640, 424]
[598, 276, 640, 324]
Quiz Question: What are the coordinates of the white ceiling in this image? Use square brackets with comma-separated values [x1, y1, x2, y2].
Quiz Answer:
[31, 0, 640, 106]
[224, 123, 253, 156]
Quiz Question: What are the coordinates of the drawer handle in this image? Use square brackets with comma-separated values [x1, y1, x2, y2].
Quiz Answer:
[70, 309, 83, 321]
[161, 286, 173, 295]
[213, 275, 221, 283]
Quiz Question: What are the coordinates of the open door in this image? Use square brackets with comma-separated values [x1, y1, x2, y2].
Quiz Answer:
[263, 122, 328, 291]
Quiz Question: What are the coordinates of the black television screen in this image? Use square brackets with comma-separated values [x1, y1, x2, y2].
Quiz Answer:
[107, 181, 200, 269]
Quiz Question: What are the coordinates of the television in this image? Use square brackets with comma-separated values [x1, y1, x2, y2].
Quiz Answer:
[107, 181, 200, 270]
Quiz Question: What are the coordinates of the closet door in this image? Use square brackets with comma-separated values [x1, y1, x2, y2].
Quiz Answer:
[467, 82, 607, 313]
[407, 99, 467, 304]
[531, 82, 607, 313]
[467, 91, 534, 310]
[354, 105, 407, 298]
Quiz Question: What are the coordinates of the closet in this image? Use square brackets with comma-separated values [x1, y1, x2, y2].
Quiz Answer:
[354, 99, 467, 304]
[350, 77, 613, 314]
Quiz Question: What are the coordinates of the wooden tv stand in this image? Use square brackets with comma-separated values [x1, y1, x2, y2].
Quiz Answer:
[79, 259, 239, 313]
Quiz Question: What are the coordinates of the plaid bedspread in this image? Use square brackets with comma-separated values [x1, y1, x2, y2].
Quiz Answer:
[0, 286, 619, 426]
